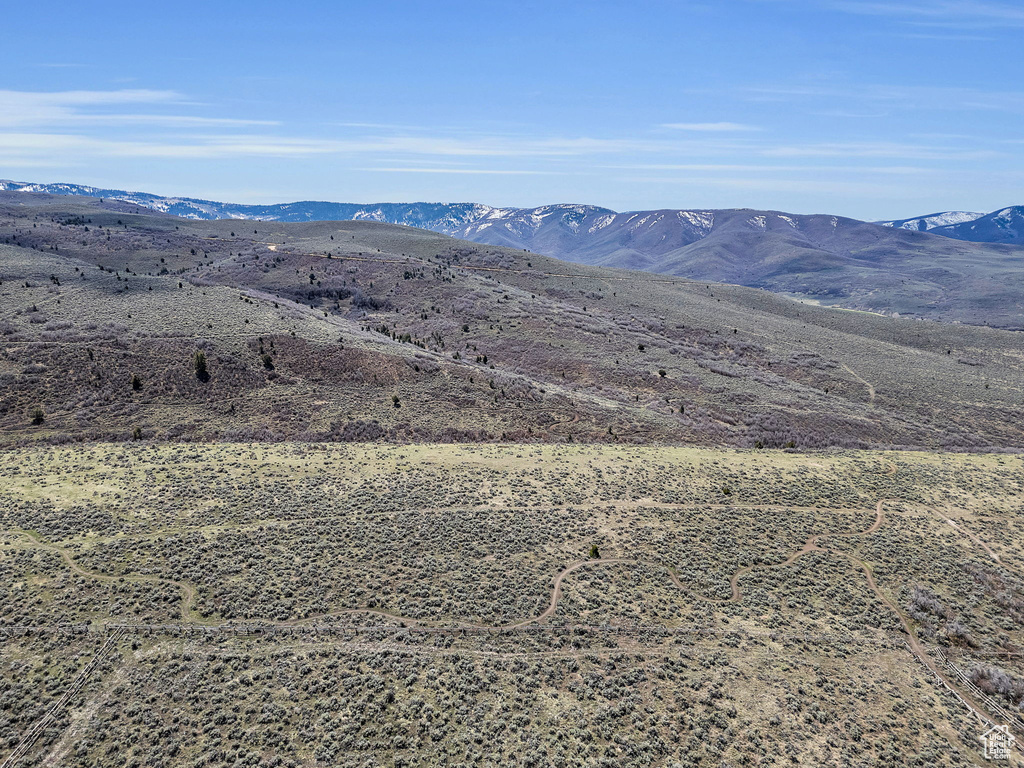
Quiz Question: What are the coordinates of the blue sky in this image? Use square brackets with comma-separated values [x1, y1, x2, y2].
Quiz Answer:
[2, 0, 1022, 219]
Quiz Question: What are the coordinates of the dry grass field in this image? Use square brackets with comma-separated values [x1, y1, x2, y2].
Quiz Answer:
[2, 443, 1023, 767]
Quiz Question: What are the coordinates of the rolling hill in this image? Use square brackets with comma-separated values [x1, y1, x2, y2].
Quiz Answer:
[4, 180, 1023, 327]
[3, 190, 1024, 768]
[2, 189, 1023, 450]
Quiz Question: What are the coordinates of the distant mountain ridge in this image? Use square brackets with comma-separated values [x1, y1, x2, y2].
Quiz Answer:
[3, 180, 1024, 327]
[0, 179, 507, 231]
[3, 178, 1020, 244]
[879, 207, 1023, 244]
[877, 211, 984, 231]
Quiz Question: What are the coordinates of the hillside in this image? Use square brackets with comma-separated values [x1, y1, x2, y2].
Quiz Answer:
[2, 190, 1023, 450]
[455, 206, 1024, 328]
[5, 181, 1024, 327]
[3, 190, 1024, 767]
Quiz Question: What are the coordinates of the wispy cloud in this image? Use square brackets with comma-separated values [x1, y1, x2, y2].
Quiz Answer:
[660, 122, 762, 132]
[751, 0, 1024, 27]
[760, 141, 998, 161]
[0, 122, 997, 170]
[895, 31, 995, 40]
[357, 167, 558, 175]
[741, 83, 1024, 113]
[829, 0, 1024, 27]
[0, 131, 668, 162]
[0, 89, 178, 128]
[0, 86, 1011, 221]
[0, 89, 274, 129]
[617, 174, 922, 196]
[609, 163, 934, 175]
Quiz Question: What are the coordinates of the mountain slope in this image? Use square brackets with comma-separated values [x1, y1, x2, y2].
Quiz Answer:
[1, 191, 1023, 450]
[0, 179, 503, 228]
[932, 206, 1024, 244]
[877, 211, 983, 231]
[879, 207, 1024, 244]
[4, 181, 1024, 327]
[455, 205, 1024, 327]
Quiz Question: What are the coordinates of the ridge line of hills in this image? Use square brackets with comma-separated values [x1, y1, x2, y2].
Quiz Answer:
[1, 190, 1023, 450]
[1, 178, 1020, 243]
[2, 182, 1024, 328]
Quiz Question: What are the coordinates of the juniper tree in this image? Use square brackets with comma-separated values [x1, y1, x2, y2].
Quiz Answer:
[193, 350, 210, 382]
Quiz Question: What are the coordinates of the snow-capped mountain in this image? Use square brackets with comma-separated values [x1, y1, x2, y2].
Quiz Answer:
[5, 178, 1020, 247]
[878, 211, 984, 231]
[0, 180, 503, 232]
[931, 206, 1024, 244]
[878, 207, 1023, 244]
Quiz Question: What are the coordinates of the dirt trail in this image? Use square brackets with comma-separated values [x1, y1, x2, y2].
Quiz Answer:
[503, 497, 1017, 733]
[841, 363, 876, 404]
[6, 478, 1016, 738]
[933, 512, 1003, 564]
[6, 531, 197, 622]
[505, 557, 637, 629]
[525, 499, 886, 609]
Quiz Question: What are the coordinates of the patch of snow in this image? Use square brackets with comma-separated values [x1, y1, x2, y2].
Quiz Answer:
[677, 210, 714, 237]
[588, 213, 616, 233]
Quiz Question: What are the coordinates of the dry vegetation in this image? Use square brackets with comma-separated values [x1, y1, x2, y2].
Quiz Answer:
[2, 193, 1024, 450]
[2, 193, 1024, 766]
[2, 444, 1023, 766]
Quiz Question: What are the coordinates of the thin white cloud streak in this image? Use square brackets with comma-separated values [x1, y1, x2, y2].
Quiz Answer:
[753, 0, 1024, 27]
[759, 141, 998, 160]
[660, 122, 762, 132]
[618, 174, 927, 196]
[742, 83, 1024, 112]
[0, 130, 1001, 170]
[77, 114, 279, 127]
[0, 89, 182, 106]
[829, 0, 1024, 27]
[0, 89, 180, 128]
[893, 31, 994, 40]
[608, 163, 935, 174]
[357, 168, 558, 175]
[0, 131, 738, 160]
[0, 89, 272, 129]
[0, 87, 1008, 191]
